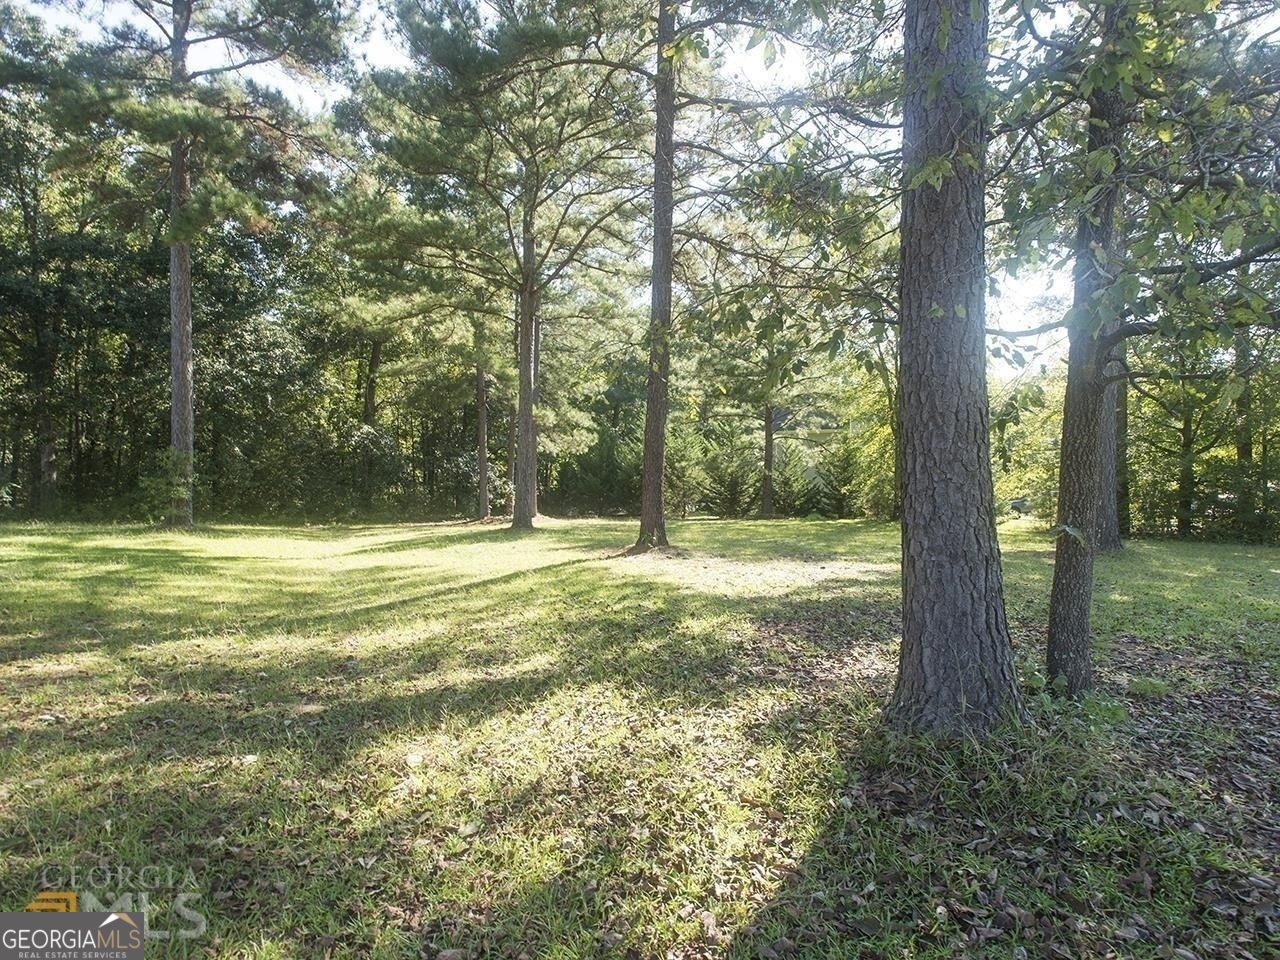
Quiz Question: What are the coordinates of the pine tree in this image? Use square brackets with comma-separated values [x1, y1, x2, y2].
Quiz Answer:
[66, 0, 353, 525]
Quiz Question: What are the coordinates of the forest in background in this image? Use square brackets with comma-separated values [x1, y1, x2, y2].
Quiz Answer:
[0, 0, 1277, 543]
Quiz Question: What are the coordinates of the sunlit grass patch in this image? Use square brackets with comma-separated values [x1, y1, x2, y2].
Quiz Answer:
[0, 519, 1275, 958]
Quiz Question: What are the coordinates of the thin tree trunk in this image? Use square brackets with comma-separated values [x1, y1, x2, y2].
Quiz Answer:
[168, 2, 194, 528]
[1260, 434, 1270, 526]
[30, 338, 58, 515]
[1235, 327, 1256, 534]
[418, 417, 428, 489]
[361, 338, 382, 507]
[12, 433, 24, 510]
[1046, 5, 1126, 697]
[505, 401, 516, 516]
[760, 404, 775, 519]
[511, 262, 540, 529]
[362, 340, 381, 426]
[634, 0, 677, 551]
[31, 417, 57, 514]
[875, 349, 902, 521]
[425, 419, 436, 498]
[475, 363, 490, 520]
[1177, 403, 1195, 538]
[1117, 369, 1131, 538]
[884, 0, 1024, 736]
[1094, 333, 1123, 551]
[1047, 332, 1108, 695]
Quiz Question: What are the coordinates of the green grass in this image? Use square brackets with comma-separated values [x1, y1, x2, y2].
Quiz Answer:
[0, 518, 1276, 958]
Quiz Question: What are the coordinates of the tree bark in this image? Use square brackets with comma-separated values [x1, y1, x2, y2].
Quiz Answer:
[511, 271, 540, 530]
[168, 1, 194, 528]
[503, 303, 517, 517]
[1117, 369, 1131, 538]
[884, 0, 1025, 736]
[1046, 331, 1108, 695]
[1046, 5, 1126, 697]
[475, 363, 490, 520]
[634, 0, 677, 551]
[1094, 334, 1123, 551]
[760, 404, 775, 519]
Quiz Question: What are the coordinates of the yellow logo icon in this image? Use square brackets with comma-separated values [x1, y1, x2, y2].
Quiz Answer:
[24, 890, 77, 912]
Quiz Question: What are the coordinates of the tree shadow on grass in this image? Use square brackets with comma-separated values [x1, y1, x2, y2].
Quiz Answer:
[9, 567, 894, 764]
[6, 523, 1279, 958]
[722, 687, 1278, 960]
[1, 557, 905, 957]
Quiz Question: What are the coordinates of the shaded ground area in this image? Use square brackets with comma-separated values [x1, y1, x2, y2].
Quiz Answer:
[0, 518, 1276, 959]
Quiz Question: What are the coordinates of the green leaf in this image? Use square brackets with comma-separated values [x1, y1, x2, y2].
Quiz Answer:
[1221, 223, 1244, 254]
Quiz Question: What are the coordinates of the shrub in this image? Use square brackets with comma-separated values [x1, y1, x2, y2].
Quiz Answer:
[703, 426, 759, 518]
[770, 441, 817, 517]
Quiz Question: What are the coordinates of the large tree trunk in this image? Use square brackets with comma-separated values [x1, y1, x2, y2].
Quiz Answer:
[1046, 6, 1126, 697]
[475, 363, 490, 520]
[633, 0, 677, 551]
[884, 0, 1024, 736]
[511, 275, 540, 530]
[760, 404, 775, 519]
[168, 4, 194, 528]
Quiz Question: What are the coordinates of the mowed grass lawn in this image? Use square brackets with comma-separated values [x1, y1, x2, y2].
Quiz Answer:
[1, 519, 1277, 959]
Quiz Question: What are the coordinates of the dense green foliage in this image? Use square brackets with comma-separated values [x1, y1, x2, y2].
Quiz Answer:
[0, 0, 1276, 539]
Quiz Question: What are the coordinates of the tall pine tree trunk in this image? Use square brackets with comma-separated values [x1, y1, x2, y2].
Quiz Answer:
[1046, 4, 1126, 697]
[511, 274, 539, 530]
[168, 2, 194, 528]
[634, 0, 677, 551]
[884, 0, 1024, 736]
[504, 307, 517, 517]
